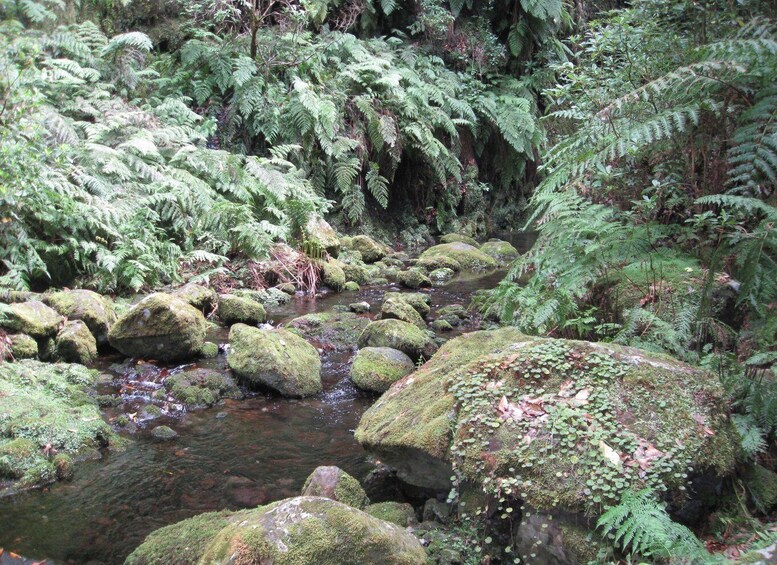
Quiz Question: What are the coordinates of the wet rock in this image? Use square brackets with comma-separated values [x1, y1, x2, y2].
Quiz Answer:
[398, 268, 432, 289]
[416, 254, 462, 273]
[217, 294, 266, 326]
[56, 320, 98, 364]
[351, 347, 416, 393]
[321, 260, 346, 290]
[233, 287, 291, 308]
[305, 215, 340, 257]
[8, 333, 38, 359]
[277, 282, 296, 295]
[301, 465, 370, 509]
[139, 404, 163, 421]
[365, 501, 417, 527]
[341, 261, 369, 285]
[344, 281, 361, 292]
[224, 475, 271, 507]
[0, 300, 63, 338]
[431, 319, 453, 332]
[423, 498, 451, 524]
[440, 233, 478, 246]
[419, 242, 497, 271]
[358, 319, 437, 361]
[514, 509, 604, 565]
[429, 267, 455, 284]
[126, 497, 426, 565]
[46, 289, 117, 344]
[437, 304, 469, 327]
[164, 368, 243, 408]
[381, 256, 405, 269]
[351, 235, 388, 263]
[479, 239, 519, 263]
[381, 297, 426, 328]
[286, 311, 369, 351]
[228, 324, 322, 397]
[384, 292, 431, 318]
[108, 293, 207, 362]
[173, 283, 218, 312]
[150, 426, 177, 441]
[200, 341, 219, 358]
[349, 301, 370, 314]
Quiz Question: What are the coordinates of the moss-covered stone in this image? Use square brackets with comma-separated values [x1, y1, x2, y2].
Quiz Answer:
[233, 288, 291, 308]
[344, 281, 360, 292]
[419, 243, 498, 272]
[351, 235, 388, 263]
[364, 502, 416, 527]
[46, 289, 117, 344]
[398, 268, 432, 290]
[56, 320, 98, 364]
[429, 268, 455, 284]
[349, 302, 370, 314]
[200, 341, 219, 358]
[108, 293, 207, 362]
[431, 319, 453, 332]
[9, 333, 38, 359]
[440, 233, 479, 247]
[150, 426, 178, 441]
[321, 260, 346, 290]
[172, 283, 218, 312]
[278, 282, 297, 295]
[416, 254, 462, 273]
[0, 300, 63, 338]
[437, 304, 469, 327]
[479, 239, 519, 263]
[384, 292, 431, 318]
[745, 464, 777, 513]
[358, 319, 436, 361]
[341, 262, 369, 285]
[164, 368, 243, 408]
[286, 311, 369, 351]
[0, 360, 117, 491]
[228, 324, 322, 397]
[381, 297, 426, 329]
[351, 347, 416, 393]
[217, 294, 266, 326]
[301, 466, 370, 509]
[305, 215, 341, 257]
[127, 497, 426, 565]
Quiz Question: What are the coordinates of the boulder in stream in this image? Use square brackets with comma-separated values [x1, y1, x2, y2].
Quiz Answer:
[56, 320, 98, 364]
[351, 235, 388, 263]
[419, 242, 497, 271]
[46, 289, 117, 344]
[397, 268, 432, 289]
[479, 239, 519, 263]
[301, 465, 370, 509]
[286, 311, 369, 351]
[173, 283, 218, 312]
[351, 347, 416, 393]
[217, 294, 266, 326]
[384, 292, 431, 318]
[0, 300, 63, 338]
[381, 297, 426, 328]
[8, 333, 38, 359]
[358, 319, 437, 361]
[304, 215, 341, 257]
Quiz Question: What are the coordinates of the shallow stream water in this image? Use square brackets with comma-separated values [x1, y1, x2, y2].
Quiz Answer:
[0, 263, 514, 564]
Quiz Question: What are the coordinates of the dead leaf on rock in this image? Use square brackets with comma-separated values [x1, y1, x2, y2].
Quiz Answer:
[558, 380, 574, 397]
[573, 388, 590, 406]
[497, 395, 524, 421]
[599, 440, 622, 468]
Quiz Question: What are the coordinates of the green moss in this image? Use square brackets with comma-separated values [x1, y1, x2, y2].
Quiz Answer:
[9, 333, 38, 359]
[301, 466, 370, 509]
[745, 464, 777, 513]
[357, 319, 435, 360]
[416, 254, 462, 273]
[440, 233, 478, 247]
[351, 235, 388, 263]
[53, 453, 74, 480]
[479, 240, 519, 263]
[398, 268, 432, 289]
[172, 283, 218, 312]
[0, 300, 63, 338]
[46, 289, 117, 344]
[364, 502, 415, 527]
[381, 297, 426, 328]
[151, 426, 177, 440]
[233, 288, 291, 308]
[384, 292, 431, 318]
[341, 262, 369, 285]
[322, 260, 347, 290]
[56, 320, 98, 364]
[429, 267, 455, 284]
[419, 243, 498, 272]
[165, 368, 243, 408]
[351, 347, 416, 393]
[431, 319, 453, 332]
[217, 294, 266, 326]
[200, 341, 218, 358]
[286, 311, 369, 351]
[305, 215, 341, 257]
[344, 281, 360, 292]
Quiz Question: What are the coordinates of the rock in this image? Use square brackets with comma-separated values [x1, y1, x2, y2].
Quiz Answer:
[384, 292, 431, 318]
[398, 268, 432, 289]
[437, 304, 469, 327]
[108, 293, 207, 362]
[349, 302, 370, 314]
[381, 297, 426, 328]
[358, 319, 436, 361]
[46, 289, 117, 344]
[173, 283, 218, 312]
[8, 333, 38, 359]
[440, 233, 479, 246]
[745, 463, 777, 513]
[164, 368, 243, 407]
[217, 294, 266, 326]
[228, 324, 322, 397]
[200, 341, 219, 358]
[321, 260, 346, 290]
[381, 256, 405, 268]
[416, 254, 462, 273]
[429, 267, 455, 284]
[355, 328, 737, 515]
[305, 215, 340, 257]
[233, 287, 291, 308]
[351, 347, 416, 393]
[370, 276, 390, 285]
[301, 466, 370, 509]
[419, 242, 498, 271]
[344, 281, 361, 292]
[423, 498, 451, 524]
[479, 239, 519, 263]
[0, 300, 63, 338]
[514, 509, 604, 565]
[126, 496, 427, 565]
[277, 282, 296, 295]
[341, 262, 369, 285]
[431, 319, 453, 332]
[56, 320, 97, 364]
[365, 501, 417, 527]
[286, 311, 369, 351]
[351, 235, 388, 263]
[150, 426, 177, 440]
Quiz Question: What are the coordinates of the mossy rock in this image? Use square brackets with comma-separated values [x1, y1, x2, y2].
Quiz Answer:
[218, 294, 266, 326]
[381, 297, 426, 329]
[9, 333, 38, 359]
[150, 426, 178, 441]
[344, 281, 360, 292]
[305, 215, 340, 258]
[355, 328, 737, 518]
[301, 465, 370, 509]
[479, 239, 519, 263]
[321, 260, 346, 291]
[233, 288, 291, 308]
[364, 501, 416, 527]
[56, 320, 98, 364]
[429, 268, 455, 284]
[398, 268, 432, 290]
[164, 368, 243, 408]
[431, 319, 453, 332]
[419, 243, 498, 272]
[0, 360, 117, 491]
[228, 324, 322, 397]
[745, 463, 777, 513]
[127, 496, 426, 565]
[384, 292, 431, 318]
[0, 300, 63, 338]
[341, 262, 369, 285]
[286, 311, 369, 351]
[358, 319, 436, 361]
[46, 289, 117, 344]
[108, 293, 207, 362]
[173, 283, 218, 312]
[351, 347, 416, 393]
[416, 254, 462, 273]
[437, 304, 469, 327]
[200, 341, 219, 358]
[352, 235, 388, 263]
[440, 233, 479, 247]
[514, 509, 605, 565]
[349, 302, 370, 314]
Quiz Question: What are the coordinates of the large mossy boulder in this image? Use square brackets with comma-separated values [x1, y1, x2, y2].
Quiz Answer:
[305, 215, 341, 257]
[286, 311, 369, 351]
[8, 333, 38, 359]
[173, 283, 218, 312]
[416, 254, 462, 273]
[56, 320, 97, 364]
[479, 239, 519, 263]
[351, 235, 388, 263]
[358, 319, 436, 361]
[351, 347, 416, 393]
[0, 360, 117, 490]
[341, 261, 370, 285]
[384, 292, 431, 318]
[397, 268, 432, 289]
[0, 300, 63, 338]
[46, 289, 117, 344]
[381, 297, 426, 329]
[355, 328, 736, 506]
[321, 260, 347, 290]
[126, 496, 426, 565]
[228, 324, 322, 397]
[419, 242, 498, 272]
[301, 465, 370, 509]
[108, 293, 207, 362]
[217, 294, 266, 326]
[440, 233, 479, 247]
